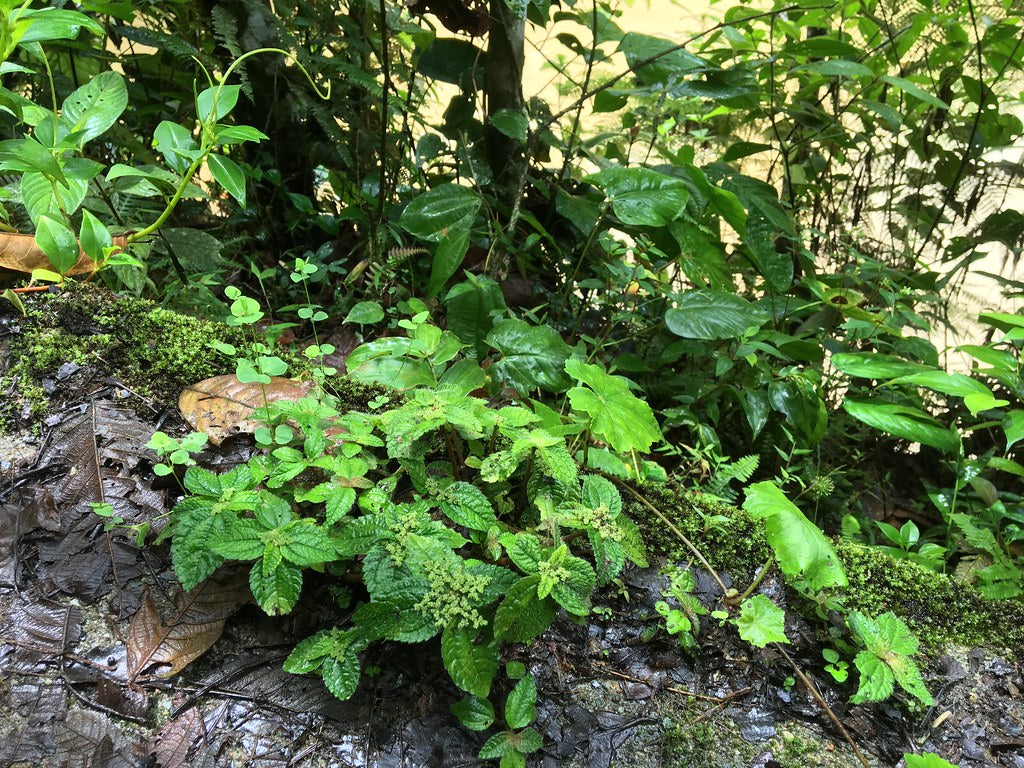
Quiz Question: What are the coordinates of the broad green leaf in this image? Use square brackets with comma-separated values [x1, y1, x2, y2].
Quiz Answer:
[78, 210, 112, 263]
[0, 137, 66, 182]
[842, 399, 961, 454]
[565, 359, 662, 453]
[60, 71, 127, 146]
[504, 674, 537, 729]
[830, 353, 931, 379]
[736, 594, 789, 648]
[490, 108, 528, 142]
[881, 75, 950, 110]
[452, 696, 495, 731]
[743, 481, 847, 590]
[21, 171, 87, 226]
[550, 554, 595, 615]
[487, 318, 572, 394]
[445, 275, 507, 358]
[207, 153, 247, 207]
[345, 300, 385, 325]
[618, 32, 706, 85]
[887, 371, 992, 398]
[441, 626, 499, 698]
[153, 121, 199, 174]
[1004, 410, 1024, 452]
[507, 534, 543, 574]
[214, 124, 269, 144]
[665, 289, 768, 340]
[581, 475, 622, 517]
[34, 215, 79, 274]
[16, 8, 104, 43]
[792, 60, 874, 78]
[196, 85, 241, 122]
[904, 753, 958, 768]
[585, 166, 689, 226]
[399, 186, 481, 294]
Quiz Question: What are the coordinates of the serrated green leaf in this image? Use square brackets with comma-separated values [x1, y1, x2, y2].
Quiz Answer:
[550, 555, 595, 616]
[321, 652, 361, 701]
[250, 560, 302, 615]
[334, 516, 390, 557]
[283, 630, 334, 673]
[509, 727, 543, 754]
[209, 517, 263, 560]
[495, 575, 557, 642]
[736, 594, 789, 648]
[441, 626, 499, 698]
[851, 651, 894, 704]
[279, 520, 336, 565]
[581, 475, 622, 517]
[478, 732, 515, 759]
[565, 359, 662, 454]
[507, 534, 543, 574]
[439, 481, 499, 532]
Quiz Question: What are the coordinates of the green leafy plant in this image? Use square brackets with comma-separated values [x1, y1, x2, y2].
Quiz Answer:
[847, 611, 934, 707]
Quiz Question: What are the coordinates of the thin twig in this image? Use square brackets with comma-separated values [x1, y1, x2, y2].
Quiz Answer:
[608, 477, 731, 602]
[775, 643, 871, 768]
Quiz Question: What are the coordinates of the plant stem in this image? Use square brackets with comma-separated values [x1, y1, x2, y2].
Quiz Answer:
[775, 644, 871, 768]
[611, 478, 731, 603]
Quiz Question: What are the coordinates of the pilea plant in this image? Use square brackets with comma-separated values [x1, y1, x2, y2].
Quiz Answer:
[157, 287, 656, 762]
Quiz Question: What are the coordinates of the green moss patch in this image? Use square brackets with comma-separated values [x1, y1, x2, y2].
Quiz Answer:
[0, 284, 244, 430]
[630, 483, 1024, 657]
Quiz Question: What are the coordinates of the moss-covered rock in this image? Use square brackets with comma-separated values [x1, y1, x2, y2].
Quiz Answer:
[0, 284, 244, 431]
[630, 482, 1024, 657]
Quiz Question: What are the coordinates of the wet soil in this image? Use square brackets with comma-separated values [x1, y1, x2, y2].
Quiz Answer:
[1, 290, 1023, 768]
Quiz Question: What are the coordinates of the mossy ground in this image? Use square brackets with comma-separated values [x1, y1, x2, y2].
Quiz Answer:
[0, 284, 248, 431]
[631, 483, 1024, 656]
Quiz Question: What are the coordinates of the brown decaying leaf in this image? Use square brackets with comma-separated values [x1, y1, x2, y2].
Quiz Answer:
[126, 571, 250, 681]
[0, 487, 60, 586]
[0, 598, 84, 674]
[34, 400, 164, 612]
[178, 374, 313, 445]
[0, 231, 130, 276]
[54, 709, 138, 768]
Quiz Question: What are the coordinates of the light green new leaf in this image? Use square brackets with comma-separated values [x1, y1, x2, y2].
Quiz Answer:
[742, 481, 847, 590]
[851, 651, 894, 704]
[565, 359, 662, 454]
[736, 594, 789, 648]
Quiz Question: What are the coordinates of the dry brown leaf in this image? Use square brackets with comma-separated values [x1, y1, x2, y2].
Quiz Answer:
[0, 231, 130, 276]
[178, 374, 313, 445]
[125, 572, 249, 681]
